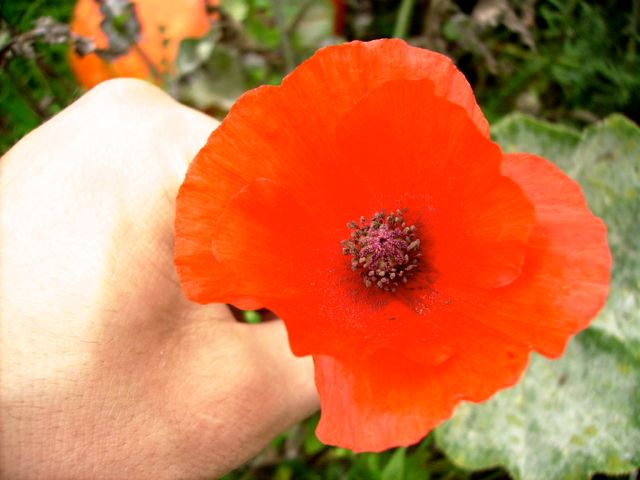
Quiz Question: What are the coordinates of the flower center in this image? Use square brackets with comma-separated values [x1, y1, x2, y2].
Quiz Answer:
[341, 209, 421, 292]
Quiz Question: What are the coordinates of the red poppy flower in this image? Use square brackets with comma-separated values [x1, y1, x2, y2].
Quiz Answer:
[175, 39, 611, 452]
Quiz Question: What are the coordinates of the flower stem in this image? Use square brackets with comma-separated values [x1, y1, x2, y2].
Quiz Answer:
[270, 0, 295, 73]
[393, 0, 415, 39]
[132, 43, 162, 84]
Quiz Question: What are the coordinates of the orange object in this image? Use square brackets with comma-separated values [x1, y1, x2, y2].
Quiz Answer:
[70, 0, 216, 88]
[174, 40, 612, 452]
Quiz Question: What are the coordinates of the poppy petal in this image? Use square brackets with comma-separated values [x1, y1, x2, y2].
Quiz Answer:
[281, 39, 489, 137]
[405, 153, 611, 359]
[174, 93, 273, 309]
[334, 78, 535, 288]
[211, 178, 319, 299]
[175, 40, 489, 306]
[206, 168, 525, 360]
[207, 177, 431, 357]
[484, 153, 612, 357]
[198, 81, 537, 357]
[207, 177, 443, 357]
[174, 40, 611, 453]
[209, 176, 353, 352]
[310, 154, 610, 451]
[313, 321, 529, 451]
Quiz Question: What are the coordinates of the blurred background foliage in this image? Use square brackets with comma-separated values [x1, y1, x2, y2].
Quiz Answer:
[1, 1, 639, 479]
[1, 0, 639, 155]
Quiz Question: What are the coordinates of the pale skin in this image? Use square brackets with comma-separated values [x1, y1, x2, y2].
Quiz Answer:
[0, 79, 318, 480]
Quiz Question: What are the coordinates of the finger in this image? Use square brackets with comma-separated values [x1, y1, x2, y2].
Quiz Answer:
[246, 320, 319, 424]
[162, 318, 318, 478]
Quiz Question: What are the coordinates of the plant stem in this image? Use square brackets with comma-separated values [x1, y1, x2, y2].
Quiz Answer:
[5, 62, 48, 120]
[270, 0, 295, 73]
[393, 0, 415, 39]
[287, 0, 315, 36]
[132, 43, 162, 83]
[628, 0, 638, 59]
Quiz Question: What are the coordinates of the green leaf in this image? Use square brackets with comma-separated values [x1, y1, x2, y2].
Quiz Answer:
[304, 431, 325, 456]
[221, 0, 249, 22]
[243, 310, 262, 324]
[436, 114, 640, 480]
[437, 330, 640, 480]
[381, 448, 406, 480]
[291, 0, 334, 54]
[273, 463, 293, 480]
[176, 36, 216, 76]
[180, 44, 246, 111]
[492, 112, 581, 171]
[571, 115, 640, 360]
[95, 0, 142, 61]
[571, 116, 640, 291]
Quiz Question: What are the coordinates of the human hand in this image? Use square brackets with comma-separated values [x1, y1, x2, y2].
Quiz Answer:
[0, 79, 318, 480]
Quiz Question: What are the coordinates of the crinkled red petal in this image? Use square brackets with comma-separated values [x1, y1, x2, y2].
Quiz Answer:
[174, 40, 611, 452]
[334, 78, 535, 289]
[314, 322, 529, 452]
[175, 40, 488, 306]
[207, 78, 535, 359]
[311, 154, 610, 451]
[487, 153, 612, 356]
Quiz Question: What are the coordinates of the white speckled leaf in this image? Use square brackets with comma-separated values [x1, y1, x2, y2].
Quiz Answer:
[435, 114, 640, 480]
[491, 112, 581, 171]
[570, 116, 640, 359]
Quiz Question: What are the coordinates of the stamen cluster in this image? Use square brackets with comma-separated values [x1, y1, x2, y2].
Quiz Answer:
[341, 209, 421, 292]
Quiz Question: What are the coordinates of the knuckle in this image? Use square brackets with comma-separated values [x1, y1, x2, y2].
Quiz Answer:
[86, 77, 158, 100]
